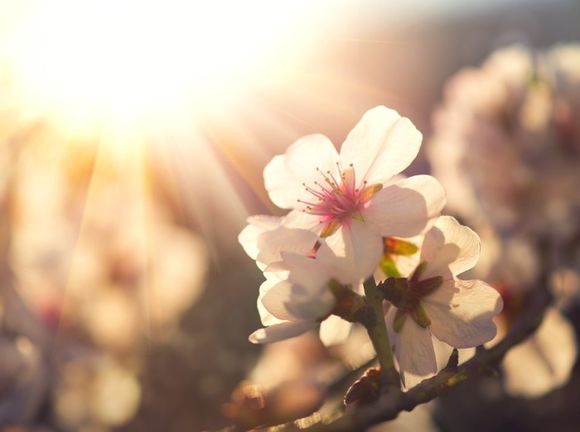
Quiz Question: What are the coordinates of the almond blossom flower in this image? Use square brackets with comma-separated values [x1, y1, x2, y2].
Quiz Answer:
[239, 211, 386, 290]
[263, 106, 446, 280]
[239, 219, 377, 346]
[384, 216, 503, 388]
[248, 228, 363, 344]
[240, 220, 365, 346]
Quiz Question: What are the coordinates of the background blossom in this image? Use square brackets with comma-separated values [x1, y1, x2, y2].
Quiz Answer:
[429, 43, 580, 399]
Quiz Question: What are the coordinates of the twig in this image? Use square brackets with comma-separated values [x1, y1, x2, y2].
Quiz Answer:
[362, 278, 398, 387]
[294, 284, 550, 432]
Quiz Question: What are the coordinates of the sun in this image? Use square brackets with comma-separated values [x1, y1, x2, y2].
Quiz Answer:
[1, 0, 322, 135]
[0, 0, 368, 252]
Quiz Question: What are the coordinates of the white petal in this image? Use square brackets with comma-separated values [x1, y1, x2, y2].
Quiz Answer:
[249, 320, 317, 344]
[238, 215, 283, 260]
[432, 337, 454, 370]
[264, 134, 339, 209]
[363, 176, 446, 238]
[339, 106, 422, 186]
[424, 279, 503, 349]
[502, 307, 577, 397]
[386, 307, 438, 389]
[319, 315, 353, 346]
[257, 301, 285, 327]
[261, 270, 334, 322]
[257, 277, 287, 326]
[256, 227, 319, 270]
[323, 220, 383, 283]
[391, 250, 423, 278]
[280, 252, 332, 291]
[282, 209, 325, 232]
[260, 279, 299, 322]
[420, 216, 481, 279]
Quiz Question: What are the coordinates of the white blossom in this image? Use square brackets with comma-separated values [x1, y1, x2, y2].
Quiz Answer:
[263, 106, 445, 281]
[248, 227, 362, 344]
[385, 216, 503, 388]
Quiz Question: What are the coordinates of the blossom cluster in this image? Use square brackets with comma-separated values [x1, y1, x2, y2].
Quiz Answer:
[239, 106, 503, 388]
[429, 44, 580, 397]
[429, 44, 580, 238]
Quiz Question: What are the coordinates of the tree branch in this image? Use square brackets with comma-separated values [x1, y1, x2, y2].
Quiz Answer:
[293, 283, 551, 432]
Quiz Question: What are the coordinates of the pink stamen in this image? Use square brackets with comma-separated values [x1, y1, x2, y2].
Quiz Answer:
[299, 164, 379, 225]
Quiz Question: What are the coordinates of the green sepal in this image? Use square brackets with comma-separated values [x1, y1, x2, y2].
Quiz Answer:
[393, 308, 407, 333]
[377, 277, 407, 307]
[411, 303, 431, 328]
[328, 280, 366, 322]
[412, 276, 443, 297]
[379, 255, 401, 278]
[410, 261, 428, 283]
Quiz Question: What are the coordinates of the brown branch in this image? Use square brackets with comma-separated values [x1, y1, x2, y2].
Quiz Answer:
[291, 284, 550, 432]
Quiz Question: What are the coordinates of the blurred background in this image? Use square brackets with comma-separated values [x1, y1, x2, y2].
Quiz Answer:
[0, 0, 580, 431]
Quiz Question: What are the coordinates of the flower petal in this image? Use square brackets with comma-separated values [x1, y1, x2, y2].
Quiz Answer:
[323, 220, 383, 283]
[319, 315, 353, 346]
[363, 175, 446, 238]
[249, 320, 317, 344]
[279, 252, 332, 292]
[386, 306, 438, 389]
[282, 209, 325, 232]
[256, 227, 320, 270]
[259, 279, 297, 322]
[261, 270, 334, 322]
[238, 215, 283, 260]
[264, 134, 339, 209]
[420, 216, 481, 279]
[257, 277, 285, 326]
[339, 106, 422, 186]
[424, 279, 502, 348]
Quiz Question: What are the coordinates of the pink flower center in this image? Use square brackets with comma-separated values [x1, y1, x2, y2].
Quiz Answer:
[298, 164, 381, 235]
